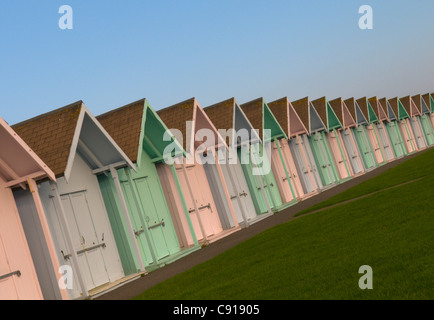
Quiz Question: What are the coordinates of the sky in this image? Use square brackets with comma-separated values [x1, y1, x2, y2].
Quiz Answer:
[0, 0, 433, 125]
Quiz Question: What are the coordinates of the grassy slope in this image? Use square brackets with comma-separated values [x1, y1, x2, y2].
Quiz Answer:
[133, 150, 434, 300]
[295, 148, 434, 216]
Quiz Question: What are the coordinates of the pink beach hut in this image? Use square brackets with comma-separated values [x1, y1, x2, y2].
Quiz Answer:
[268, 97, 322, 198]
[157, 98, 241, 244]
[328, 98, 365, 176]
[400, 96, 427, 151]
[0, 116, 67, 300]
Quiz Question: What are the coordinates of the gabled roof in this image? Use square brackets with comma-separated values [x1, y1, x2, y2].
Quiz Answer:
[422, 94, 431, 113]
[291, 97, 310, 134]
[268, 97, 309, 137]
[368, 97, 387, 122]
[400, 96, 420, 118]
[343, 98, 358, 124]
[157, 98, 196, 154]
[98, 99, 186, 166]
[12, 101, 135, 181]
[310, 97, 329, 130]
[312, 97, 343, 130]
[204, 97, 261, 147]
[158, 98, 228, 154]
[388, 97, 409, 120]
[97, 99, 145, 163]
[328, 98, 344, 125]
[0, 116, 55, 186]
[12, 102, 83, 178]
[356, 97, 378, 123]
[411, 94, 429, 115]
[378, 98, 390, 122]
[204, 98, 236, 133]
[385, 98, 398, 121]
[240, 97, 287, 142]
[342, 100, 358, 128]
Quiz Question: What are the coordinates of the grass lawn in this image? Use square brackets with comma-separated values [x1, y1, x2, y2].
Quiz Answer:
[133, 149, 434, 300]
[295, 148, 434, 217]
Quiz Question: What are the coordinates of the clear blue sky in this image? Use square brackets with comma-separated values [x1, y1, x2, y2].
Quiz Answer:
[1, 0, 433, 124]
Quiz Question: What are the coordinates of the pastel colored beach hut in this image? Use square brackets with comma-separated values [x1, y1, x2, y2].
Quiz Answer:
[387, 97, 417, 154]
[328, 98, 365, 176]
[355, 97, 388, 166]
[157, 98, 241, 244]
[400, 96, 427, 151]
[310, 97, 352, 181]
[240, 98, 297, 209]
[291, 97, 339, 189]
[422, 93, 434, 128]
[411, 94, 434, 146]
[367, 97, 396, 162]
[344, 98, 377, 171]
[97, 99, 200, 274]
[268, 97, 322, 198]
[204, 97, 273, 226]
[378, 98, 407, 159]
[12, 101, 139, 300]
[0, 116, 67, 300]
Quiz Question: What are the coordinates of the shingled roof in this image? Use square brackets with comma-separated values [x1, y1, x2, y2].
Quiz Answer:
[356, 97, 371, 122]
[203, 98, 236, 133]
[267, 97, 289, 136]
[328, 98, 344, 126]
[157, 98, 196, 153]
[291, 97, 310, 133]
[12, 101, 83, 178]
[422, 94, 432, 112]
[97, 99, 145, 163]
[378, 98, 390, 122]
[400, 96, 419, 118]
[240, 98, 265, 140]
[310, 97, 328, 129]
[388, 97, 402, 120]
[343, 98, 357, 124]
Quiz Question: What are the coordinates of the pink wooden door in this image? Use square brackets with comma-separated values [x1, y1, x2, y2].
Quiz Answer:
[327, 131, 350, 180]
[279, 139, 305, 199]
[271, 141, 296, 203]
[0, 189, 42, 300]
[366, 125, 384, 164]
[176, 164, 222, 241]
[399, 120, 417, 153]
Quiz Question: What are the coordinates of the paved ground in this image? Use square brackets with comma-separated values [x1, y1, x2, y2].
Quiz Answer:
[96, 150, 426, 300]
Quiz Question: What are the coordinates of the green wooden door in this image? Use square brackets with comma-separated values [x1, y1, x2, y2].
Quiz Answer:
[308, 133, 334, 186]
[353, 126, 376, 170]
[420, 115, 434, 146]
[386, 122, 406, 158]
[237, 144, 282, 213]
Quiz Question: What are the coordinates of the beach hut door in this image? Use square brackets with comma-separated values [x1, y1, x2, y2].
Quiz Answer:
[375, 124, 394, 161]
[60, 191, 111, 291]
[288, 138, 315, 194]
[410, 118, 426, 149]
[342, 129, 363, 174]
[0, 234, 20, 300]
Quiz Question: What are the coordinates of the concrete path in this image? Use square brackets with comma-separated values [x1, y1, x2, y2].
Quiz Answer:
[96, 149, 427, 300]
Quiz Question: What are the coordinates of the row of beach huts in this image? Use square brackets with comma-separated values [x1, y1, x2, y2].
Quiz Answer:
[1, 93, 433, 300]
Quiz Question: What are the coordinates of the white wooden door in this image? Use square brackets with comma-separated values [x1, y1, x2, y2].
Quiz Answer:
[61, 192, 110, 291]
[342, 129, 363, 174]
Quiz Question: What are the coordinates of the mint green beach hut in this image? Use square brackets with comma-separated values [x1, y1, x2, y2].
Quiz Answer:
[97, 99, 200, 274]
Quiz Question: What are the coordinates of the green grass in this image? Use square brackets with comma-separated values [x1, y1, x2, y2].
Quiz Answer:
[295, 148, 434, 217]
[133, 149, 434, 300]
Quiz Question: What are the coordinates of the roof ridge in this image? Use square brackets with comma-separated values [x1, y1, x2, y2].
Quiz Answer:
[12, 100, 83, 127]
